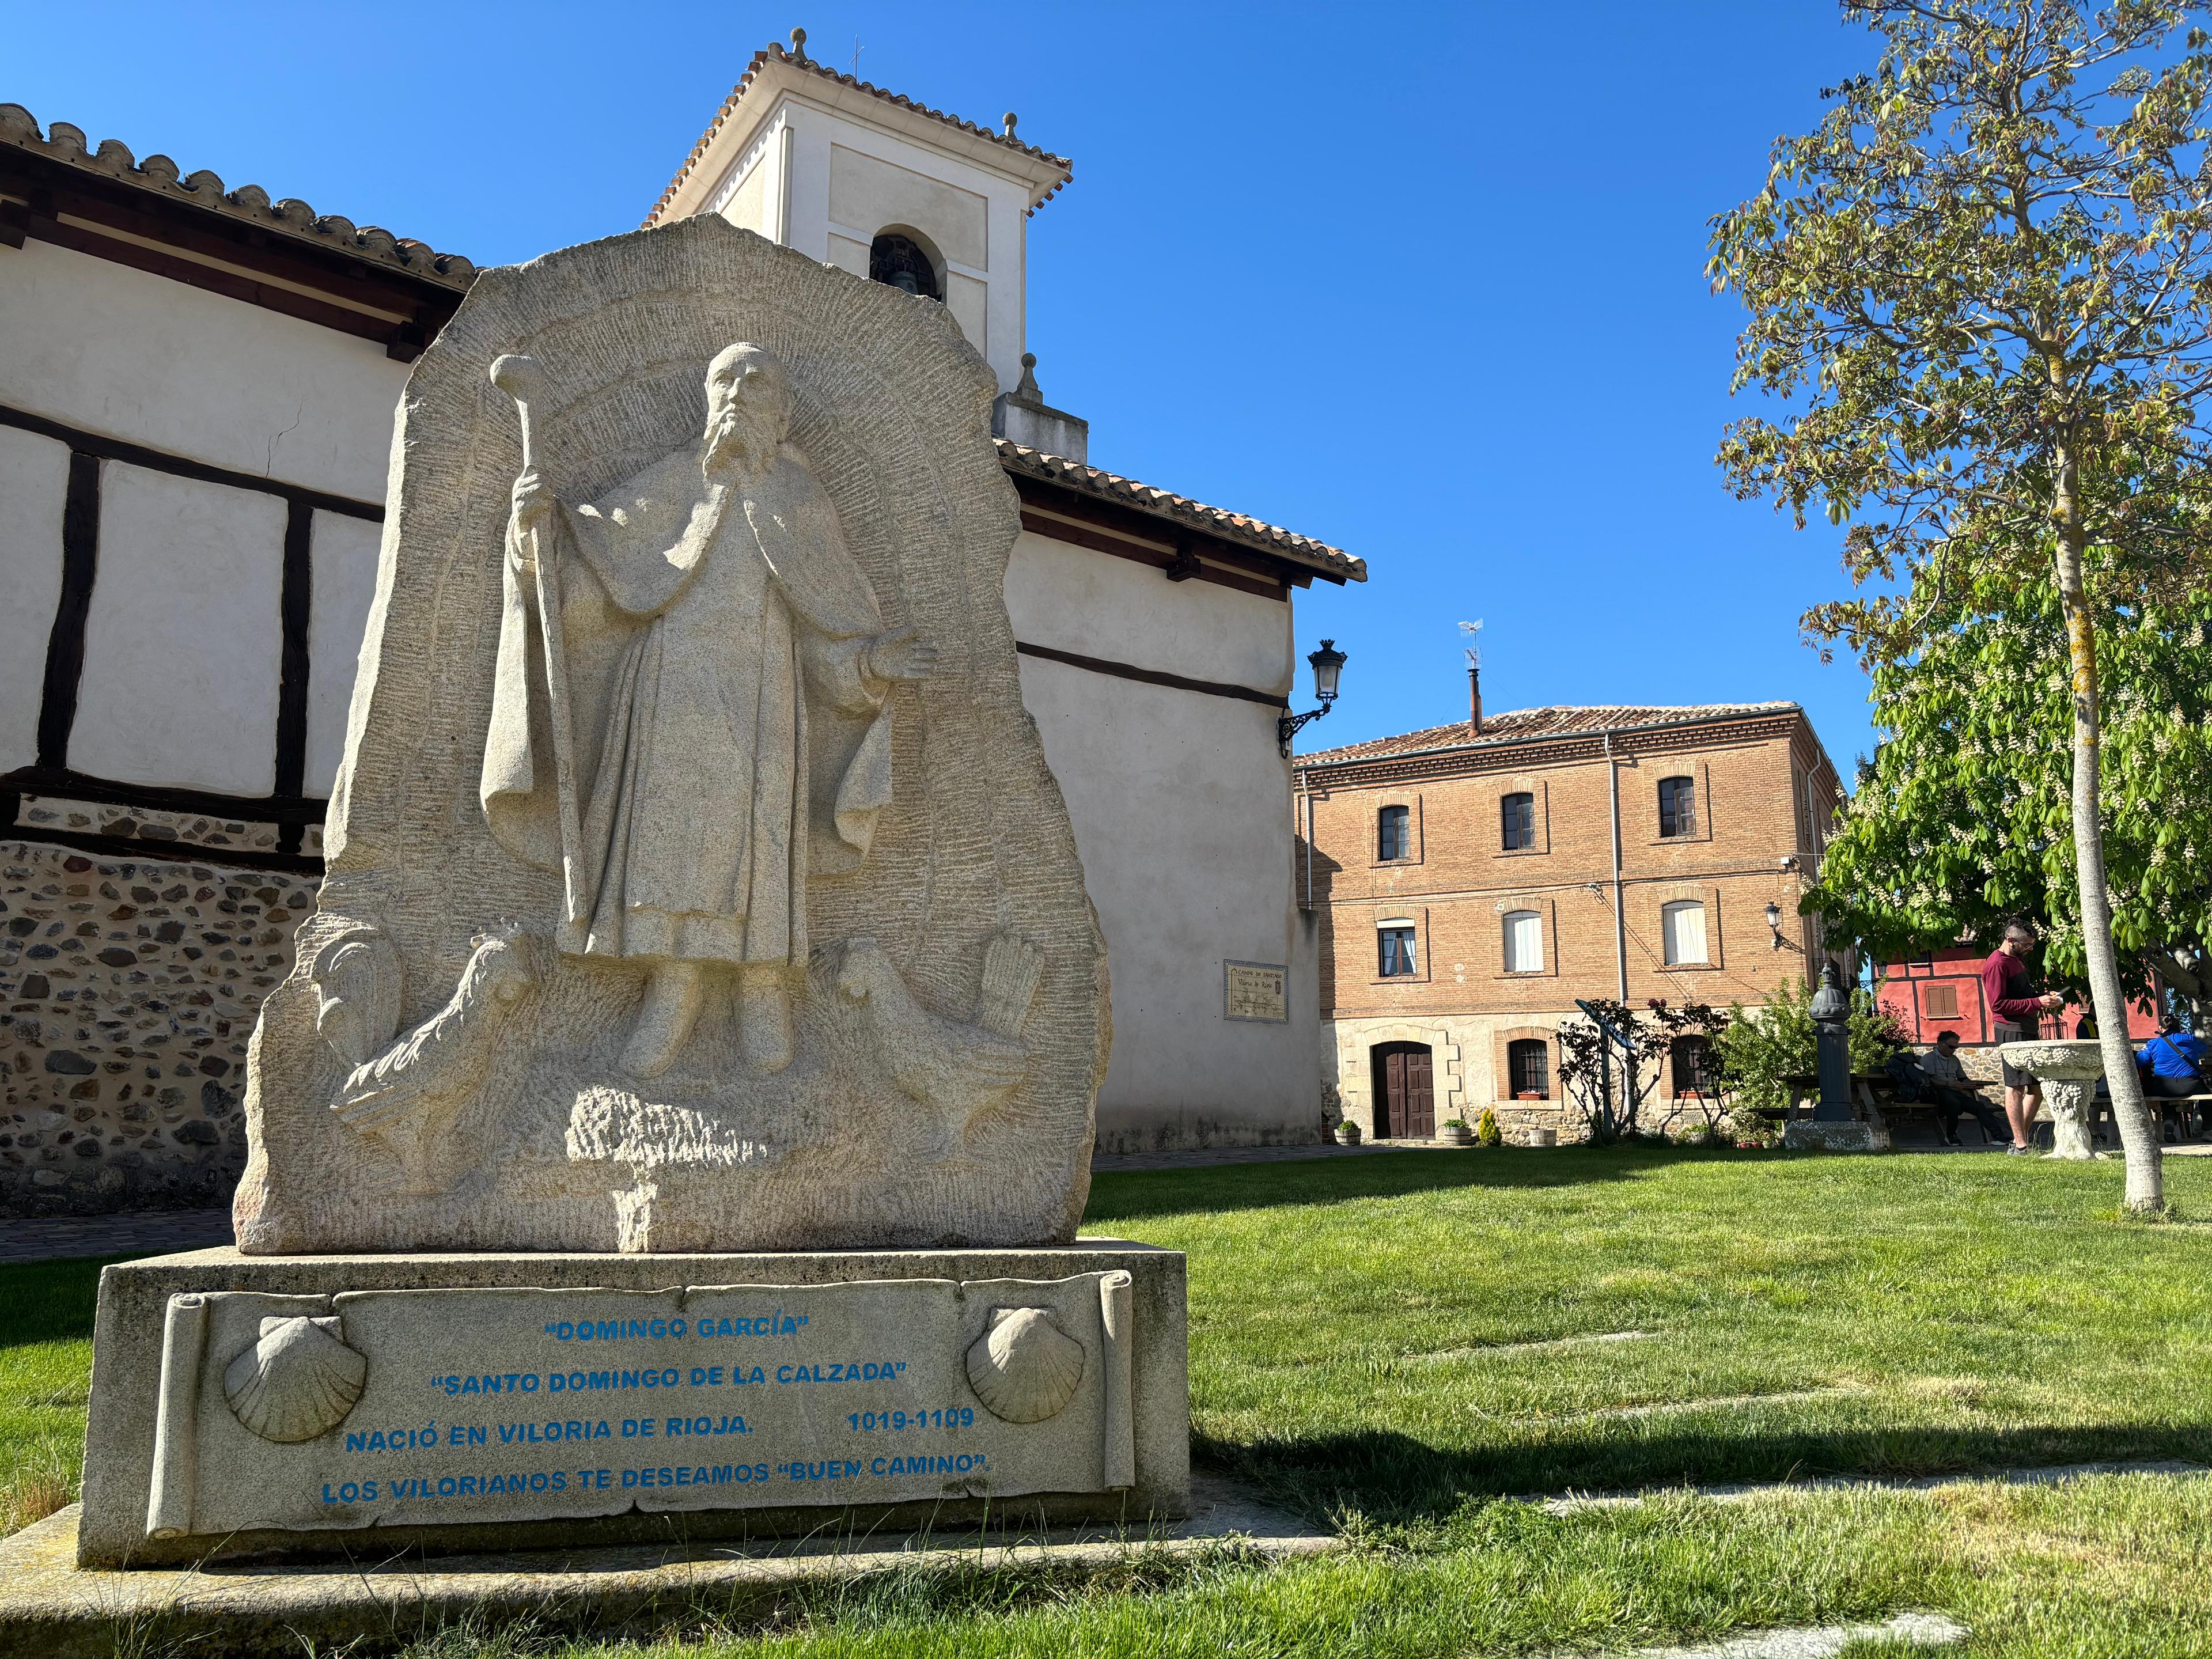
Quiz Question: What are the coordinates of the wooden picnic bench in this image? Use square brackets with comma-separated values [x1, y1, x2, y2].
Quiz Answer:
[1780, 1071, 2005, 1145]
[1784, 1070, 2212, 1147]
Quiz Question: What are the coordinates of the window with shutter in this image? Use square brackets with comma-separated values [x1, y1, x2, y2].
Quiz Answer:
[1378, 804, 1411, 862]
[1501, 791, 1536, 850]
[1502, 909, 1543, 973]
[1661, 900, 1709, 965]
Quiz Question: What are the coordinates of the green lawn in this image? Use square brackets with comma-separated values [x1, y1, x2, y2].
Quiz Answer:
[8, 1147, 2212, 1655]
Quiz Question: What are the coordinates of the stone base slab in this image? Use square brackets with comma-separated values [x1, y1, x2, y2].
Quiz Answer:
[0, 1475, 1322, 1659]
[1783, 1120, 1891, 1153]
[78, 1242, 1187, 1567]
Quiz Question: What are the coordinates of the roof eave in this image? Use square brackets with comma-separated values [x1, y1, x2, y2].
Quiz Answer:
[648, 48, 1074, 230]
[1296, 705, 1808, 771]
[997, 442, 1363, 586]
[0, 104, 474, 292]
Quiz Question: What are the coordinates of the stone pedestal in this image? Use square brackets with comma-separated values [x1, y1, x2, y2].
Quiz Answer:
[1999, 1039, 2107, 1158]
[1783, 1120, 1890, 1153]
[77, 1241, 1186, 1568]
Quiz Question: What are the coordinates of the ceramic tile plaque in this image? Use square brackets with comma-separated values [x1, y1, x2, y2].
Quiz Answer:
[144, 1272, 1133, 1539]
[1222, 961, 1288, 1024]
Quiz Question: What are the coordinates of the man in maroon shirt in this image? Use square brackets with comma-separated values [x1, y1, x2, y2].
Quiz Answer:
[1984, 921, 2066, 1153]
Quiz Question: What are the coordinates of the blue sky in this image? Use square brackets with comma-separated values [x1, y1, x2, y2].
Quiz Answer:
[8, 2, 1884, 770]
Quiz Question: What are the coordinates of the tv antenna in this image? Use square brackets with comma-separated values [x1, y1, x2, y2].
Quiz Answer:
[1460, 618, 1483, 668]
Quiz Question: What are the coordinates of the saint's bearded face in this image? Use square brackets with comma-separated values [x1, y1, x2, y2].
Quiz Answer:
[702, 349, 793, 475]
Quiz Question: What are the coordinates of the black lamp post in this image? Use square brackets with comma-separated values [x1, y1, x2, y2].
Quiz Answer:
[1764, 900, 1786, 949]
[1810, 961, 1853, 1121]
[1279, 639, 1346, 757]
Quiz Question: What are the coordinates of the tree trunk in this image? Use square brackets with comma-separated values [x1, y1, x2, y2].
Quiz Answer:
[2051, 444, 2162, 1212]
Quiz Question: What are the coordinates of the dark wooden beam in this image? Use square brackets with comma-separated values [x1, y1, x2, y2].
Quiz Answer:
[1014, 640, 1286, 709]
[0, 403, 382, 521]
[1, 767, 327, 824]
[1016, 507, 1286, 602]
[1007, 468, 1330, 590]
[2, 817, 323, 876]
[35, 452, 100, 770]
[0, 149, 467, 360]
[272, 502, 315, 854]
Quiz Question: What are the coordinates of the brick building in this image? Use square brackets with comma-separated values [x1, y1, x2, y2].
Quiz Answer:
[1295, 687, 1844, 1140]
[1876, 944, 2157, 1048]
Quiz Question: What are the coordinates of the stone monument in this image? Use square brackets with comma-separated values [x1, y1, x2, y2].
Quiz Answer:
[67, 217, 1186, 1569]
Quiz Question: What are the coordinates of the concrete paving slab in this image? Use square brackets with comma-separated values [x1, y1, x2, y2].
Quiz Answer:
[0, 1474, 1331, 1659]
[0, 1210, 231, 1266]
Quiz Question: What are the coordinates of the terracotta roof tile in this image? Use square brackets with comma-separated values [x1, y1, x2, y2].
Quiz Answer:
[997, 441, 1363, 582]
[646, 39, 1074, 229]
[1297, 702, 1801, 766]
[0, 104, 475, 289]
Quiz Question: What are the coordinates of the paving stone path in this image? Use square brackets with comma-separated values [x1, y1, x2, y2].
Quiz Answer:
[1091, 1142, 1413, 1172]
[0, 1207, 231, 1265]
[1621, 1612, 1967, 1657]
[1532, 1457, 2211, 1513]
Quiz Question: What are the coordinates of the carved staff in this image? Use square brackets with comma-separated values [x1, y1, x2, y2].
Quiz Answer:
[489, 354, 587, 935]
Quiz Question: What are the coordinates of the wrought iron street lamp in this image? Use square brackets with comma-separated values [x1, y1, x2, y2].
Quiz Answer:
[1810, 960, 1853, 1120]
[1279, 639, 1346, 757]
[1763, 899, 1785, 949]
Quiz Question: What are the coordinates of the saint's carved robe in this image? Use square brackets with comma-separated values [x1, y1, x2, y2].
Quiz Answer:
[481, 442, 892, 967]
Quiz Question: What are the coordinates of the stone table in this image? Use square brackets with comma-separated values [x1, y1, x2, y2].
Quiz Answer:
[1998, 1039, 2106, 1159]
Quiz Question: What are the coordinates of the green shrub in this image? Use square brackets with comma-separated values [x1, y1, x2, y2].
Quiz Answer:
[1713, 976, 1911, 1113]
[1476, 1107, 1503, 1147]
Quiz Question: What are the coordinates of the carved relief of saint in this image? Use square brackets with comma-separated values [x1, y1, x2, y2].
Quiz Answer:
[480, 344, 934, 1078]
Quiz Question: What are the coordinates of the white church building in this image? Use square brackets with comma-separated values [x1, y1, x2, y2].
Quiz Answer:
[0, 36, 1365, 1214]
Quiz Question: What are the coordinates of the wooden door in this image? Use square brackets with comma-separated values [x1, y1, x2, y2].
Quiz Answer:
[1404, 1048, 1435, 1137]
[1373, 1043, 1435, 1139]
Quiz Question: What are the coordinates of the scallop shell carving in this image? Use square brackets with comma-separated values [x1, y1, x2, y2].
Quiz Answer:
[222, 1316, 367, 1444]
[965, 1306, 1085, 1423]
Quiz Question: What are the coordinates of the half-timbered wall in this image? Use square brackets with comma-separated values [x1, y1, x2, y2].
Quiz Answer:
[1, 238, 404, 1213]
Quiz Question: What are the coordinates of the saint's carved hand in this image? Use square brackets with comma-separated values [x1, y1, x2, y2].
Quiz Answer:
[510, 470, 556, 546]
[864, 627, 938, 683]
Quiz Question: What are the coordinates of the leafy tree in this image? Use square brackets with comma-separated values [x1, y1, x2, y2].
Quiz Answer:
[1713, 976, 1916, 1116]
[1709, 1, 2212, 1210]
[1813, 563, 2212, 1003]
[1557, 999, 1732, 1143]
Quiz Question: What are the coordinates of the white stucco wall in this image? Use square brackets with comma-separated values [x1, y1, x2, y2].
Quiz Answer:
[1003, 531, 1292, 696]
[304, 511, 384, 797]
[68, 463, 286, 795]
[1006, 531, 1321, 1149]
[0, 239, 408, 501]
[0, 425, 70, 772]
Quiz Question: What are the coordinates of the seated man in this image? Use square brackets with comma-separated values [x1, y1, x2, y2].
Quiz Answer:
[2138, 1015, 2208, 1100]
[1919, 1030, 2013, 1148]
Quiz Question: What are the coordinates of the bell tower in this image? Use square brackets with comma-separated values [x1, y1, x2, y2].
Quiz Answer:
[648, 29, 1073, 404]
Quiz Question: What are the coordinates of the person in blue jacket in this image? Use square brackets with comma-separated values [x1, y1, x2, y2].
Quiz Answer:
[2137, 1015, 2209, 1100]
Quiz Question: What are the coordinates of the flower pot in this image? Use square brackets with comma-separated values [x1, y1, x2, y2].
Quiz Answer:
[1526, 1127, 1558, 1148]
[1441, 1124, 1473, 1147]
[1334, 1122, 1362, 1146]
[1515, 1092, 1543, 1101]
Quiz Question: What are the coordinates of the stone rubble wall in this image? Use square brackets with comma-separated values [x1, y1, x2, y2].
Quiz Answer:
[1, 833, 318, 1216]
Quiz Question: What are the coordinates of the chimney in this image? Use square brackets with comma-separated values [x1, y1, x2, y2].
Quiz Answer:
[1468, 665, 1482, 738]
